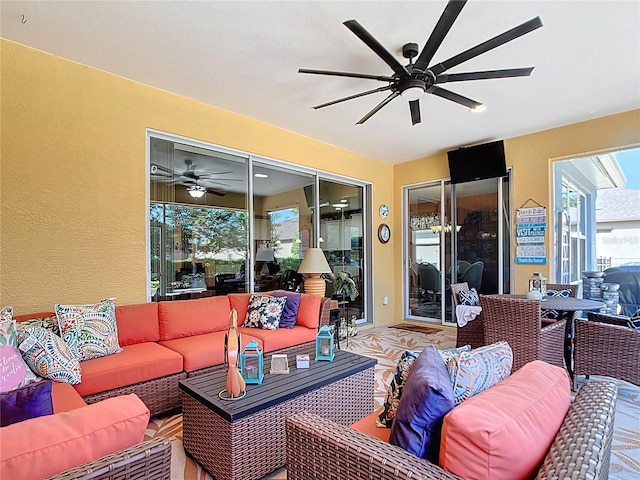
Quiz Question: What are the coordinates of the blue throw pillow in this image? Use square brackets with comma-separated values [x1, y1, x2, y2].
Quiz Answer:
[389, 346, 455, 463]
[542, 289, 572, 319]
[272, 291, 301, 329]
[0, 379, 53, 427]
[458, 288, 480, 306]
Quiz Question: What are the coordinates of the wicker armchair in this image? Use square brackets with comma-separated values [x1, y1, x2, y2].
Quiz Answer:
[285, 381, 617, 480]
[480, 295, 566, 372]
[450, 282, 484, 349]
[574, 314, 640, 386]
[47, 437, 172, 480]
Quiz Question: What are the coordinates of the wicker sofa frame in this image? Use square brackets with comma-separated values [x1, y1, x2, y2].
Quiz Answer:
[285, 381, 617, 480]
[48, 437, 172, 480]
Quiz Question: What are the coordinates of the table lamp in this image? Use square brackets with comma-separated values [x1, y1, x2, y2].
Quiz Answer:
[255, 247, 275, 276]
[297, 247, 332, 296]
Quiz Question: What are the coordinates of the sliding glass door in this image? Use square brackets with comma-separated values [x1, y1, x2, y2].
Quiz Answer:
[404, 174, 511, 324]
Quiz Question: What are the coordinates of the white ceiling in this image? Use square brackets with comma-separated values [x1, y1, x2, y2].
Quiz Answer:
[2, 1, 639, 164]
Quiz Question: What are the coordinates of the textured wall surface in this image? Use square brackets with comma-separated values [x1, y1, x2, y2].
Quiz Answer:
[0, 40, 394, 318]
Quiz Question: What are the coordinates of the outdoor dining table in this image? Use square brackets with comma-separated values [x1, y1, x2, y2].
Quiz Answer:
[502, 294, 605, 381]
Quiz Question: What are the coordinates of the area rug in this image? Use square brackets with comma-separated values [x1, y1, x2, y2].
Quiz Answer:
[145, 325, 640, 480]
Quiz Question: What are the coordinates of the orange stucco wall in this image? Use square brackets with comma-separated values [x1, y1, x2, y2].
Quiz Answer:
[0, 40, 395, 320]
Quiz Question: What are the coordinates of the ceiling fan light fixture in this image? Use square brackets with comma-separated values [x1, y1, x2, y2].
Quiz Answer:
[471, 104, 487, 113]
[400, 86, 424, 101]
[187, 185, 206, 199]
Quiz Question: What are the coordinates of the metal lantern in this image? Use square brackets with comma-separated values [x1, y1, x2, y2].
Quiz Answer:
[315, 325, 335, 361]
[528, 272, 547, 296]
[240, 340, 264, 384]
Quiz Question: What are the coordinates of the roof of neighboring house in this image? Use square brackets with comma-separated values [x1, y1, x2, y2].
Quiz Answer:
[596, 188, 640, 223]
[272, 218, 299, 241]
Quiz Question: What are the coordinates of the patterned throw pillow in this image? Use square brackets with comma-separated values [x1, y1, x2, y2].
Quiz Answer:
[18, 326, 82, 385]
[541, 289, 572, 319]
[0, 307, 41, 391]
[55, 299, 122, 361]
[376, 345, 471, 428]
[16, 316, 60, 342]
[446, 341, 513, 405]
[458, 288, 480, 306]
[243, 295, 287, 330]
[631, 309, 640, 329]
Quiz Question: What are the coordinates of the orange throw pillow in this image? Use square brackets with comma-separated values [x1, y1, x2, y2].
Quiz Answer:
[439, 360, 570, 480]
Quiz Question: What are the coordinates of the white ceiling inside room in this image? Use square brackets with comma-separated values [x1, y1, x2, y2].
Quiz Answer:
[1, 0, 639, 164]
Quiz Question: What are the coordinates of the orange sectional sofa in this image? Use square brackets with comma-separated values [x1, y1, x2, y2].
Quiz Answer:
[14, 291, 330, 417]
[2, 291, 329, 479]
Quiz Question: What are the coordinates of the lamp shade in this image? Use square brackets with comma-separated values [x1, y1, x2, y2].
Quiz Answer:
[298, 248, 332, 297]
[255, 247, 275, 262]
[298, 248, 331, 274]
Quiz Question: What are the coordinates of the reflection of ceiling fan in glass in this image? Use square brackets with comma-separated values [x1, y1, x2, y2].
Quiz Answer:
[150, 159, 241, 198]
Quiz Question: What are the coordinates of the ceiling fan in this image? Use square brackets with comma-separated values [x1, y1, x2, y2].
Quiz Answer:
[150, 159, 240, 198]
[299, 0, 542, 125]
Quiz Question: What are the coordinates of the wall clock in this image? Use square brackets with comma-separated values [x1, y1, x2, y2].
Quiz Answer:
[378, 223, 391, 244]
[379, 204, 389, 219]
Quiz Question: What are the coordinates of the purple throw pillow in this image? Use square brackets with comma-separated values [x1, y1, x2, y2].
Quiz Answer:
[389, 346, 455, 463]
[0, 379, 54, 427]
[272, 291, 301, 328]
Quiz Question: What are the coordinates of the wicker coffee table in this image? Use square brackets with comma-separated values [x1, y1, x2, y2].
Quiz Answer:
[179, 345, 376, 480]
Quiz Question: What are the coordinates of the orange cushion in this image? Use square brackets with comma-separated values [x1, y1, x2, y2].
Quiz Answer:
[115, 303, 160, 345]
[0, 394, 149, 480]
[51, 381, 87, 413]
[160, 331, 263, 372]
[296, 294, 322, 329]
[350, 410, 391, 443]
[238, 325, 316, 352]
[439, 360, 570, 480]
[229, 293, 252, 323]
[158, 296, 230, 340]
[73, 343, 183, 397]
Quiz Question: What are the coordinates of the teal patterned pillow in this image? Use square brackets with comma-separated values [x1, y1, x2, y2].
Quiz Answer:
[55, 299, 122, 361]
[18, 326, 82, 385]
[541, 289, 571, 319]
[446, 341, 513, 405]
[376, 345, 471, 428]
[243, 295, 286, 330]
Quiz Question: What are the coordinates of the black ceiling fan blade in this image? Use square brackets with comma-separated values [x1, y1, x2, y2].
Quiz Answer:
[414, 0, 467, 72]
[429, 86, 482, 109]
[299, 68, 396, 82]
[206, 188, 226, 197]
[356, 92, 400, 125]
[436, 67, 534, 83]
[409, 100, 421, 125]
[312, 85, 393, 109]
[430, 17, 543, 76]
[343, 20, 408, 77]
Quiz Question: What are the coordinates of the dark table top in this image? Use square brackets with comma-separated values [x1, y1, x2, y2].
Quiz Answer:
[498, 294, 605, 312]
[179, 344, 376, 422]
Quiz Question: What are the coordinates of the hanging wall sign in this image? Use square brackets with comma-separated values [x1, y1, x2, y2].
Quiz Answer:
[515, 205, 547, 264]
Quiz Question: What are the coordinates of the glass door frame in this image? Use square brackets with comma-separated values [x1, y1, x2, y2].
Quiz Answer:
[402, 173, 512, 325]
[146, 129, 373, 323]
